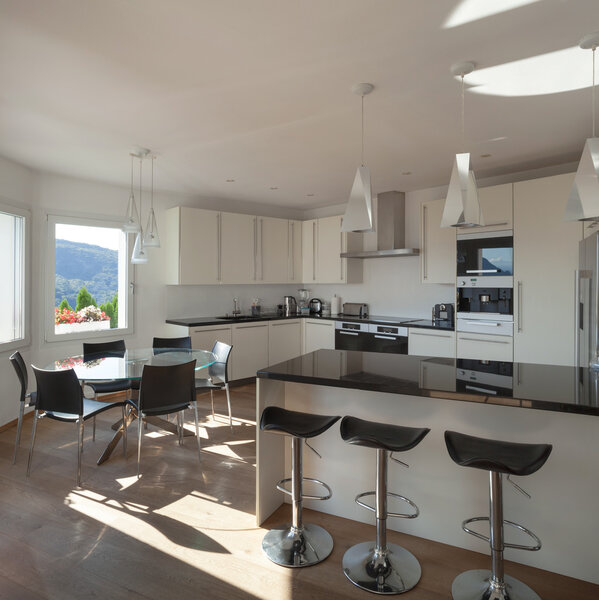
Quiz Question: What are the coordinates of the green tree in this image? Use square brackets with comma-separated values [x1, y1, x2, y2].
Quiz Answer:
[100, 293, 118, 328]
[75, 286, 95, 312]
[58, 298, 72, 311]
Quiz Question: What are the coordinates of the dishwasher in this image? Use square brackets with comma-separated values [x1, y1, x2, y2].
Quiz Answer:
[335, 321, 408, 354]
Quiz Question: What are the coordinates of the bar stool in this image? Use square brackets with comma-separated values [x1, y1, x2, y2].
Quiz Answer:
[340, 416, 430, 594]
[260, 406, 341, 567]
[444, 430, 553, 600]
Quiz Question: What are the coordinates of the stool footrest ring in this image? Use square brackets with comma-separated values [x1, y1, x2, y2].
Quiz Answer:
[462, 516, 542, 551]
[276, 477, 332, 501]
[355, 491, 419, 519]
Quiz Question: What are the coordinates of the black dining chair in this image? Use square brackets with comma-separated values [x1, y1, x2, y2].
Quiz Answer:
[194, 341, 233, 429]
[152, 336, 192, 352]
[28, 366, 127, 486]
[82, 339, 132, 441]
[132, 360, 199, 478]
[9, 351, 37, 464]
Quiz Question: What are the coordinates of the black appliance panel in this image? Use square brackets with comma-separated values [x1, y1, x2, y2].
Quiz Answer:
[458, 287, 513, 315]
[457, 235, 513, 277]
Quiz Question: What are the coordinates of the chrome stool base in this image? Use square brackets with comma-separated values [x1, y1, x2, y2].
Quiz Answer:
[262, 523, 334, 568]
[452, 569, 542, 600]
[343, 541, 422, 595]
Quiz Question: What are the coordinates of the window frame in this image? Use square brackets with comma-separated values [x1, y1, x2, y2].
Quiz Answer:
[45, 213, 135, 343]
[0, 200, 30, 353]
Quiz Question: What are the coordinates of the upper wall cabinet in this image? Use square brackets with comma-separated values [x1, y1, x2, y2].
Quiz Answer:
[220, 212, 257, 284]
[302, 216, 362, 284]
[165, 207, 220, 285]
[288, 220, 302, 283]
[457, 183, 513, 235]
[420, 198, 455, 284]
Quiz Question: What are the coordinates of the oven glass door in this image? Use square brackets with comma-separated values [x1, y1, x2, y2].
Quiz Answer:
[457, 235, 513, 277]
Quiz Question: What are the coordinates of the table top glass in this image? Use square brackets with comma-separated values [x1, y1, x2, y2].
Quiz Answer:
[44, 348, 217, 381]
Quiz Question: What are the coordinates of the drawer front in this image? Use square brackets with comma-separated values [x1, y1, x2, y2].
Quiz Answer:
[408, 329, 455, 358]
[457, 332, 513, 361]
[457, 318, 513, 336]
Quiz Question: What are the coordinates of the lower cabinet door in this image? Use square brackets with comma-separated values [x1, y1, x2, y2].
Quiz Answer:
[268, 320, 302, 364]
[408, 329, 455, 358]
[189, 325, 233, 379]
[232, 323, 269, 380]
[457, 332, 513, 361]
[304, 320, 335, 353]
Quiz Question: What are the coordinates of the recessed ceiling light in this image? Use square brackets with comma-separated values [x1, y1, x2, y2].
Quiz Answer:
[226, 179, 235, 182]
[480, 153, 492, 158]
[269, 186, 279, 190]
[306, 193, 315, 197]
[401, 171, 412, 175]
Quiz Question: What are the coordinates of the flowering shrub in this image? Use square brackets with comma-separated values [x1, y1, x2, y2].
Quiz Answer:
[55, 306, 109, 325]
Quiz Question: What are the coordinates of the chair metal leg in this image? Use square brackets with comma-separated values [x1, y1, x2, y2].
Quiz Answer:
[210, 390, 215, 418]
[122, 404, 128, 456]
[77, 418, 84, 487]
[193, 401, 201, 463]
[225, 383, 233, 429]
[177, 411, 183, 446]
[26, 410, 39, 477]
[92, 416, 96, 442]
[137, 411, 143, 478]
[13, 399, 25, 464]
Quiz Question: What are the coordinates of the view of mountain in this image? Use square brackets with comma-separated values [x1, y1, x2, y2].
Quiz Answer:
[55, 239, 118, 308]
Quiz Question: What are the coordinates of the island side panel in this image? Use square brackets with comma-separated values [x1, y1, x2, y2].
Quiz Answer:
[279, 381, 599, 585]
[256, 378, 286, 525]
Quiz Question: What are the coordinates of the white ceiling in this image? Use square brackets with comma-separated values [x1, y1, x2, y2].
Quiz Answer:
[0, 0, 597, 209]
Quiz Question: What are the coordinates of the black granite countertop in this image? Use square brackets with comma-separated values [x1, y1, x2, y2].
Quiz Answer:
[166, 314, 454, 331]
[257, 349, 599, 416]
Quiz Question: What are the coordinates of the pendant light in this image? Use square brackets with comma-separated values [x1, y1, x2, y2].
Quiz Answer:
[131, 156, 149, 264]
[123, 155, 141, 233]
[341, 83, 374, 233]
[441, 62, 484, 228]
[143, 155, 160, 248]
[565, 32, 599, 222]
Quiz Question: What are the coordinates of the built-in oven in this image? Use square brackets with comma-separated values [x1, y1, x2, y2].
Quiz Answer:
[457, 230, 513, 288]
[334, 321, 408, 354]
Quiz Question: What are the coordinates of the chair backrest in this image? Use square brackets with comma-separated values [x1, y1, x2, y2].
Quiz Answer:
[9, 351, 28, 404]
[208, 341, 233, 382]
[32, 366, 83, 415]
[139, 360, 196, 413]
[152, 336, 192, 354]
[83, 339, 126, 360]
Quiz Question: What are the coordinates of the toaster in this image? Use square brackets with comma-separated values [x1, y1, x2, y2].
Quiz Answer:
[342, 302, 369, 317]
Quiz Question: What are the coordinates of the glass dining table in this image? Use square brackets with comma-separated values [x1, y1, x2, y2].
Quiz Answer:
[44, 348, 217, 465]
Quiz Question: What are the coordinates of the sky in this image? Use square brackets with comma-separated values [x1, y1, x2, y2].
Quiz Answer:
[56, 223, 123, 250]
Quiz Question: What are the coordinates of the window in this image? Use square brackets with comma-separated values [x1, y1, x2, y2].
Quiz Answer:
[45, 215, 133, 341]
[0, 204, 28, 349]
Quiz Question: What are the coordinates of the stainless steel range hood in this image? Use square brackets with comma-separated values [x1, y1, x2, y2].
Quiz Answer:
[340, 191, 419, 258]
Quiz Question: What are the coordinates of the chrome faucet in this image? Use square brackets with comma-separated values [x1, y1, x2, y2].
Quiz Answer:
[232, 297, 241, 316]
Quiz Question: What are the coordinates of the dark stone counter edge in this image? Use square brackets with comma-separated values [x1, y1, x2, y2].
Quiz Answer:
[256, 370, 599, 417]
[166, 314, 454, 331]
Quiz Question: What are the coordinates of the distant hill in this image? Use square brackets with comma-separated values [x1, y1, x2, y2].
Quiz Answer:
[55, 240, 118, 308]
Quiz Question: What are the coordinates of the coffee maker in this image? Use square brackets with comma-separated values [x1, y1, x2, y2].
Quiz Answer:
[432, 303, 455, 324]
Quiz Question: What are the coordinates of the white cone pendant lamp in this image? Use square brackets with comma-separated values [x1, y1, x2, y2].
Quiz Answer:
[143, 155, 160, 248]
[123, 155, 141, 233]
[130, 152, 149, 264]
[565, 32, 599, 222]
[342, 83, 375, 233]
[441, 62, 484, 228]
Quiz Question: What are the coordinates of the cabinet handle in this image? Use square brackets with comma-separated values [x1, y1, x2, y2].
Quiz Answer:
[459, 336, 511, 344]
[260, 218, 264, 280]
[289, 222, 293, 281]
[375, 334, 398, 340]
[339, 331, 359, 336]
[422, 205, 427, 280]
[312, 221, 316, 281]
[465, 384, 498, 395]
[517, 280, 523, 332]
[217, 213, 222, 281]
[340, 230, 344, 281]
[482, 221, 508, 227]
[235, 323, 267, 329]
[575, 269, 580, 369]
[194, 327, 230, 333]
[410, 331, 453, 339]
[310, 321, 333, 327]
[271, 321, 298, 326]
[253, 217, 257, 280]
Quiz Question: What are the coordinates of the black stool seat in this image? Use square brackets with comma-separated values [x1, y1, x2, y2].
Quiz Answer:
[260, 406, 340, 438]
[340, 416, 430, 452]
[445, 430, 552, 477]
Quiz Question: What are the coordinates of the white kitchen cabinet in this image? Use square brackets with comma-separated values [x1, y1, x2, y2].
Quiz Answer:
[257, 217, 288, 283]
[513, 363, 575, 404]
[419, 358, 456, 392]
[513, 173, 581, 366]
[165, 207, 220, 284]
[408, 328, 455, 358]
[220, 212, 257, 284]
[268, 319, 302, 364]
[457, 332, 513, 362]
[303, 319, 335, 353]
[188, 324, 234, 380]
[288, 220, 302, 283]
[458, 183, 513, 235]
[583, 220, 598, 239]
[301, 216, 361, 284]
[420, 198, 456, 284]
[231, 322, 269, 380]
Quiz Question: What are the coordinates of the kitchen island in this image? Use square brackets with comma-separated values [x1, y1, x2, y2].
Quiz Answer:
[256, 350, 599, 584]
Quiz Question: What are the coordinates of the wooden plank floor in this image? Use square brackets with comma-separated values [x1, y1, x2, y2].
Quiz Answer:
[0, 384, 596, 600]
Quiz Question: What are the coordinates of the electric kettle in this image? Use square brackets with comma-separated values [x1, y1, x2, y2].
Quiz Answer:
[309, 298, 323, 314]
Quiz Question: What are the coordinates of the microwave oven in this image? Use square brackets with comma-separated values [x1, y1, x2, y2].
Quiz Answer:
[457, 230, 513, 288]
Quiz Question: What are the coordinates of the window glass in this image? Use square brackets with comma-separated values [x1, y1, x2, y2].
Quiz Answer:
[0, 210, 25, 344]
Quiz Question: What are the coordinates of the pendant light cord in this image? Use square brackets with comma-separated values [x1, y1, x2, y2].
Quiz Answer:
[139, 158, 143, 233]
[461, 73, 466, 152]
[593, 45, 596, 138]
[130, 155, 134, 194]
[361, 94, 365, 166]
[151, 155, 154, 210]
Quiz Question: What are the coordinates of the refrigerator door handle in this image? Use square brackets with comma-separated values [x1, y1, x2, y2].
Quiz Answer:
[575, 269, 580, 370]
